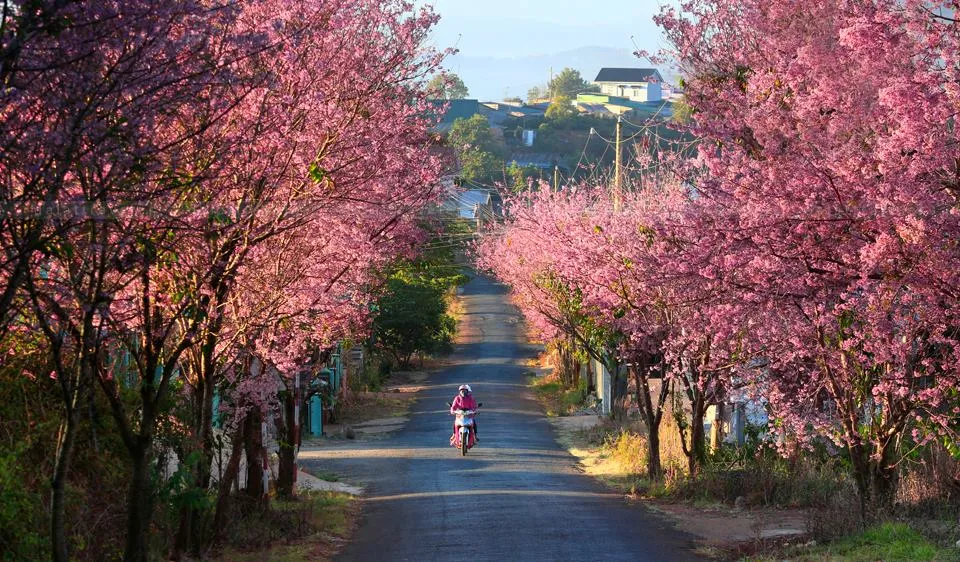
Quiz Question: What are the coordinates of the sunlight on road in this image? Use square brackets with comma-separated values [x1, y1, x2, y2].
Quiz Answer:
[365, 489, 619, 502]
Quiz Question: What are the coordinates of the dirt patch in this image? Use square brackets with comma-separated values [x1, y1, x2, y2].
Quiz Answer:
[551, 415, 602, 432]
[652, 502, 807, 546]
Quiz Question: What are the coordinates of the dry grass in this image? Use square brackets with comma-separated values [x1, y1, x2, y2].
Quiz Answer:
[216, 491, 359, 562]
[337, 392, 413, 426]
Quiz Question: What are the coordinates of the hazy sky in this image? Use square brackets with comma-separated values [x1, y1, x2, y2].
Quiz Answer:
[422, 0, 669, 59]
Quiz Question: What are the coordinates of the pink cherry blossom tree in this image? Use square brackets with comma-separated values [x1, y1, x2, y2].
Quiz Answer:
[656, 0, 960, 509]
[4, 0, 444, 559]
[3, 2, 247, 559]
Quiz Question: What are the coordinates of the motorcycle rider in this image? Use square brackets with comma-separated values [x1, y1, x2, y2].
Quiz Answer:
[450, 384, 479, 445]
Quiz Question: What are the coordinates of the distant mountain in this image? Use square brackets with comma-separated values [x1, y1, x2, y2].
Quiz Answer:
[443, 46, 664, 102]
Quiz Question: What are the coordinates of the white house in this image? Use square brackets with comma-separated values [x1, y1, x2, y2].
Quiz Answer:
[593, 68, 665, 103]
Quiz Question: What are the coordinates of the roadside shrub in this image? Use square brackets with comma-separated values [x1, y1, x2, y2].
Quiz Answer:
[808, 482, 864, 541]
[896, 442, 960, 520]
[606, 429, 647, 476]
[222, 491, 353, 551]
[0, 447, 47, 560]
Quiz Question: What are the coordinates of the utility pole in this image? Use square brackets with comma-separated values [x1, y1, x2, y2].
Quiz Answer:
[614, 114, 622, 211]
[553, 165, 559, 191]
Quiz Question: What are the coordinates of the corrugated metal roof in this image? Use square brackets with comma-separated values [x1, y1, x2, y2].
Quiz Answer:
[594, 68, 663, 83]
[429, 99, 481, 124]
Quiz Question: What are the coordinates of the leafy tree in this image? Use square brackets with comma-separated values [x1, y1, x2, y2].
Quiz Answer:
[545, 95, 577, 122]
[548, 68, 592, 98]
[372, 227, 469, 367]
[506, 162, 540, 192]
[448, 114, 504, 182]
[427, 72, 469, 99]
[527, 85, 546, 101]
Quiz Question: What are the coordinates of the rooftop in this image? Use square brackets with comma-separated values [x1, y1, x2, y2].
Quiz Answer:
[594, 68, 663, 84]
[428, 99, 482, 130]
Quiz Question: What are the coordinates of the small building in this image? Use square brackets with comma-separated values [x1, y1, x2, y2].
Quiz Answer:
[575, 93, 674, 120]
[593, 68, 665, 103]
[479, 102, 545, 128]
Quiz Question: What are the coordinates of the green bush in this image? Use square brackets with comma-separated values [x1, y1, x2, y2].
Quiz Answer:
[0, 446, 47, 560]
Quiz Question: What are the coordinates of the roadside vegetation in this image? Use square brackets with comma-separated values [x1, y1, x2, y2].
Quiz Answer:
[216, 491, 358, 562]
[747, 523, 960, 562]
[531, 373, 960, 560]
[370, 221, 470, 370]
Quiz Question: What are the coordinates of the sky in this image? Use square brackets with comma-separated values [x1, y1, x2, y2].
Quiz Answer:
[419, 0, 673, 100]
[423, 0, 668, 57]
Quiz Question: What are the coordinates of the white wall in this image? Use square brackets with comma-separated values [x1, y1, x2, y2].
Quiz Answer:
[597, 82, 662, 103]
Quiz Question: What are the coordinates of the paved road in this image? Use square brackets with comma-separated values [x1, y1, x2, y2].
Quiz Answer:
[302, 275, 701, 562]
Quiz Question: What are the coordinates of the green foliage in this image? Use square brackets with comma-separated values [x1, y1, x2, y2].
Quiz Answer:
[506, 162, 540, 192]
[0, 445, 48, 560]
[803, 522, 960, 562]
[447, 114, 504, 182]
[530, 373, 589, 417]
[427, 72, 469, 100]
[372, 223, 469, 367]
[671, 94, 694, 124]
[545, 95, 577, 123]
[548, 68, 594, 98]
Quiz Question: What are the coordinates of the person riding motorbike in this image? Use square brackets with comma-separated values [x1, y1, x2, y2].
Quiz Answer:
[450, 384, 479, 445]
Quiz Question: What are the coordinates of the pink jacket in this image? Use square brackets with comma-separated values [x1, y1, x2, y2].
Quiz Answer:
[450, 394, 478, 413]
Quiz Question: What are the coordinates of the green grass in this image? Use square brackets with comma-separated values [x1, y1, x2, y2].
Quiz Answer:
[311, 471, 340, 483]
[529, 373, 587, 416]
[749, 523, 960, 562]
[813, 523, 960, 562]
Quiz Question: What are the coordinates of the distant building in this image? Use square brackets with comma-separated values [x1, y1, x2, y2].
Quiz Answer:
[593, 68, 665, 103]
[506, 152, 564, 173]
[479, 102, 545, 128]
[428, 99, 482, 132]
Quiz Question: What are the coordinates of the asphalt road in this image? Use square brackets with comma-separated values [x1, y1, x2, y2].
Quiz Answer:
[302, 275, 701, 562]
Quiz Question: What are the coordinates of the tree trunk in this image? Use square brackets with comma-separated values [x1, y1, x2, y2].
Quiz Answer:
[687, 395, 707, 476]
[244, 410, 265, 500]
[174, 340, 219, 557]
[51, 405, 81, 562]
[850, 440, 898, 520]
[632, 360, 668, 481]
[123, 444, 154, 562]
[213, 416, 247, 538]
[50, 335, 94, 562]
[646, 420, 662, 481]
[275, 390, 297, 498]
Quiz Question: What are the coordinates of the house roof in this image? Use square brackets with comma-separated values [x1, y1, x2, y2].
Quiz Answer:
[594, 68, 663, 84]
[429, 99, 481, 127]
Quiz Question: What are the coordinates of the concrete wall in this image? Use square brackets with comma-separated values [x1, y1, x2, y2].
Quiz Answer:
[591, 357, 613, 415]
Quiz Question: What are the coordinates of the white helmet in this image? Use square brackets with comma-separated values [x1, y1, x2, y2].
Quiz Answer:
[458, 384, 472, 393]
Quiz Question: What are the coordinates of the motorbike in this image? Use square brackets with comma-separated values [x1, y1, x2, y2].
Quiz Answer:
[447, 401, 482, 456]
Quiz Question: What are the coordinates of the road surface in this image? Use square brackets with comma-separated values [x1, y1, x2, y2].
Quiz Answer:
[301, 275, 701, 561]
